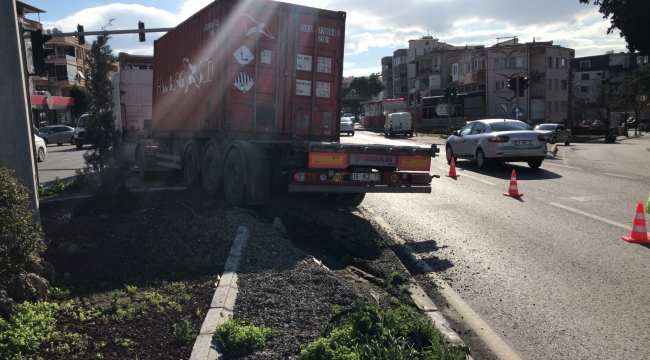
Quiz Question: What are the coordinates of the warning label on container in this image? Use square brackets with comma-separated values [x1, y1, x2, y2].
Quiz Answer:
[296, 79, 311, 96]
[234, 72, 254, 93]
[316, 82, 330, 98]
[317, 57, 331, 73]
[297, 54, 312, 71]
[233, 45, 254, 66]
[261, 50, 272, 64]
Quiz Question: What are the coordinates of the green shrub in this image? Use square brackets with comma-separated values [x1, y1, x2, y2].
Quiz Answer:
[38, 176, 85, 197]
[300, 301, 467, 360]
[213, 319, 273, 357]
[172, 319, 194, 343]
[0, 166, 45, 289]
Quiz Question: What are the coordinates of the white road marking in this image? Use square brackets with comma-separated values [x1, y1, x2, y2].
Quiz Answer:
[542, 162, 577, 169]
[62, 156, 83, 162]
[363, 208, 523, 360]
[549, 202, 630, 230]
[436, 166, 496, 186]
[602, 173, 636, 179]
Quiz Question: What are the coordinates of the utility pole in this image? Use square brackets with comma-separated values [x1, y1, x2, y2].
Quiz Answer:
[0, 0, 40, 221]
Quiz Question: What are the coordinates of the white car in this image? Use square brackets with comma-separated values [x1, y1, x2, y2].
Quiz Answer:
[34, 134, 46, 162]
[340, 117, 355, 136]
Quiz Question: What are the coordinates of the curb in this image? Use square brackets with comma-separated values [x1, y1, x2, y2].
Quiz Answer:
[351, 207, 472, 356]
[190, 226, 249, 360]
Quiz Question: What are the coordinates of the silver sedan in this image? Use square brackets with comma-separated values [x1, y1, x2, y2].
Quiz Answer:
[446, 119, 548, 169]
[534, 123, 572, 145]
[38, 125, 75, 146]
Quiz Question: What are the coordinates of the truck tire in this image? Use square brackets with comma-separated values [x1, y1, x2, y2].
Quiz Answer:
[341, 193, 365, 207]
[224, 149, 246, 207]
[183, 144, 201, 187]
[202, 146, 220, 197]
[137, 146, 150, 180]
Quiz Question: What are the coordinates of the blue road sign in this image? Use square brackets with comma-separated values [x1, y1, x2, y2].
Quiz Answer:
[512, 107, 525, 119]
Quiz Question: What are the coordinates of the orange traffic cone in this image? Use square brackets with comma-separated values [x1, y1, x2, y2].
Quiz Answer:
[622, 201, 650, 244]
[503, 169, 523, 197]
[446, 157, 459, 178]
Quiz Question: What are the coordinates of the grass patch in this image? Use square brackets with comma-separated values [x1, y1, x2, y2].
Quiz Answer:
[213, 319, 274, 357]
[300, 300, 467, 360]
[172, 319, 194, 343]
[0, 301, 88, 359]
[38, 176, 86, 197]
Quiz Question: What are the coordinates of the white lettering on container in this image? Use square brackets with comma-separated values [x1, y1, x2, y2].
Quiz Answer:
[296, 54, 312, 71]
[296, 80, 311, 96]
[318, 35, 330, 43]
[317, 57, 331, 73]
[316, 82, 330, 98]
[301, 24, 313, 33]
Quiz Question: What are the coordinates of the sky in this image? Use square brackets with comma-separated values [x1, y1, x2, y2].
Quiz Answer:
[22, 0, 629, 77]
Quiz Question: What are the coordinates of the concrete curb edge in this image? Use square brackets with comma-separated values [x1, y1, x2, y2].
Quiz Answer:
[190, 226, 249, 360]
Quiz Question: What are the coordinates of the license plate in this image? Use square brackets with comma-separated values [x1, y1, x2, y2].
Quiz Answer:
[351, 173, 381, 182]
[515, 140, 533, 146]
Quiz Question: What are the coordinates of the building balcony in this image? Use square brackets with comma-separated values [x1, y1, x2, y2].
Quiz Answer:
[45, 54, 77, 65]
[418, 65, 441, 76]
[34, 76, 79, 87]
[47, 36, 76, 46]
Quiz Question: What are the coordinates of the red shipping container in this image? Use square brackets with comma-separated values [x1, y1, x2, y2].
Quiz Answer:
[152, 0, 346, 142]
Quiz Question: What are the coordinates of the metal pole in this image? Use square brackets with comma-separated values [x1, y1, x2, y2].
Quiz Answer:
[447, 96, 451, 135]
[515, 76, 519, 118]
[0, 0, 40, 222]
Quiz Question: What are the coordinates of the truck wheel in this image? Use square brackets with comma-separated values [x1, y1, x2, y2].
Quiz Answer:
[137, 146, 150, 180]
[183, 144, 201, 187]
[341, 193, 365, 207]
[224, 149, 246, 207]
[202, 146, 220, 197]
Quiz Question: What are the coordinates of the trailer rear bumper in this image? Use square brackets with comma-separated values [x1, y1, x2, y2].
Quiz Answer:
[288, 185, 431, 194]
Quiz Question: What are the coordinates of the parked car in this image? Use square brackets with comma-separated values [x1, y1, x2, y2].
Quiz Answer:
[34, 134, 46, 162]
[38, 125, 75, 146]
[340, 116, 355, 136]
[626, 117, 649, 129]
[534, 123, 572, 145]
[384, 112, 413, 137]
[446, 119, 548, 169]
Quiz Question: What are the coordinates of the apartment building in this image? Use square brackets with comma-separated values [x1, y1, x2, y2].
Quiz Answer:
[570, 52, 644, 104]
[381, 56, 394, 99]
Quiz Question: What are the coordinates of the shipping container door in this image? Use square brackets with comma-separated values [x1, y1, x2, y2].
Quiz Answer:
[289, 8, 344, 140]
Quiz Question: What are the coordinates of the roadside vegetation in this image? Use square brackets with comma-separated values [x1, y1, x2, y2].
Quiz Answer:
[299, 300, 467, 360]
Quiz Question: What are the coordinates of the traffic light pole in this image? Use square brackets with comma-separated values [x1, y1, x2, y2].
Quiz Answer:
[516, 78, 519, 118]
[0, 1, 40, 222]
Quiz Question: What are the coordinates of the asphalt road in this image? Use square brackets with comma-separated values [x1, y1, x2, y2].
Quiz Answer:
[342, 129, 650, 360]
[36, 142, 86, 187]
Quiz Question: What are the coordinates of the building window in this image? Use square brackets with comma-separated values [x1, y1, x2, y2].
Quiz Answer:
[387, 77, 393, 83]
[548, 56, 554, 68]
[452, 64, 458, 75]
[581, 73, 589, 80]
[399, 71, 406, 79]
[466, 61, 471, 72]
[547, 101, 552, 112]
[400, 86, 407, 93]
[554, 101, 558, 112]
[561, 101, 567, 111]
[478, 84, 485, 91]
[473, 57, 486, 70]
[580, 60, 590, 68]
[459, 62, 464, 74]
[561, 80, 567, 90]
[494, 58, 506, 69]
[509, 57, 524, 68]
[471, 85, 477, 91]
[496, 81, 508, 91]
[554, 79, 559, 90]
[547, 79, 553, 90]
[580, 86, 589, 93]
[61, 89, 67, 97]
[554, 57, 559, 68]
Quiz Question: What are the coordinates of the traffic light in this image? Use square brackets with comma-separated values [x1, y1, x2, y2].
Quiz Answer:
[521, 77, 530, 89]
[77, 24, 85, 45]
[30, 30, 53, 76]
[403, 97, 407, 105]
[409, 93, 414, 106]
[138, 21, 146, 42]
[443, 87, 450, 98]
[416, 92, 422, 104]
[508, 77, 518, 91]
[449, 87, 457, 98]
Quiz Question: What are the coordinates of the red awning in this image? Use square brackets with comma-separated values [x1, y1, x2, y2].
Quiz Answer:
[30, 95, 75, 110]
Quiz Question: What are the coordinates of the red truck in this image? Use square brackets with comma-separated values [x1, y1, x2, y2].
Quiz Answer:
[134, 0, 438, 206]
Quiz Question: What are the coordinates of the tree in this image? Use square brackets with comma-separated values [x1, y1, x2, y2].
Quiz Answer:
[349, 74, 385, 101]
[579, 0, 650, 54]
[625, 65, 650, 135]
[83, 20, 116, 176]
[68, 84, 90, 122]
